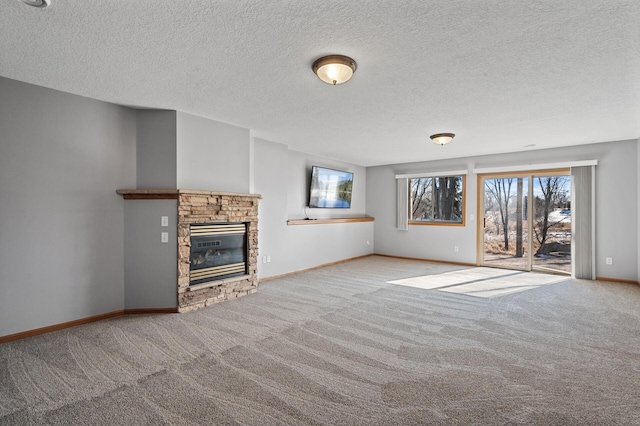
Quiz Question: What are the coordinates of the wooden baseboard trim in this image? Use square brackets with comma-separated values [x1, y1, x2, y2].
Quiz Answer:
[124, 308, 178, 315]
[0, 307, 179, 344]
[596, 276, 640, 286]
[0, 310, 125, 344]
[375, 253, 477, 267]
[259, 254, 374, 283]
[258, 253, 477, 284]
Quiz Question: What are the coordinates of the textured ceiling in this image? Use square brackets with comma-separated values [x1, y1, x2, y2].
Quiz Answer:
[2, 0, 639, 166]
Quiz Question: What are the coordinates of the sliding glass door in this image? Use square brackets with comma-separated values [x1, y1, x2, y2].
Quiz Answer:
[480, 171, 571, 274]
[531, 175, 571, 273]
[483, 177, 530, 270]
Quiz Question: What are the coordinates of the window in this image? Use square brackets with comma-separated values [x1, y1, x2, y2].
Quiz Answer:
[409, 175, 465, 225]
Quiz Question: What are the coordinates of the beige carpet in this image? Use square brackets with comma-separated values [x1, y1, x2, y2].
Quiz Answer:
[1, 256, 639, 425]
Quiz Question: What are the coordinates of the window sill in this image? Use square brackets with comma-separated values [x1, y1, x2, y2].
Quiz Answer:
[409, 221, 465, 227]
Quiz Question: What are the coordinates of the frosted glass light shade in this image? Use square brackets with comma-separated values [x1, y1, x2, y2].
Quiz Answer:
[312, 55, 357, 85]
[21, 0, 50, 7]
[430, 133, 455, 146]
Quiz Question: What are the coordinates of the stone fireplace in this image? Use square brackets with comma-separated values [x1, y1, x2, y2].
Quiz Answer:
[177, 190, 259, 312]
[117, 189, 260, 313]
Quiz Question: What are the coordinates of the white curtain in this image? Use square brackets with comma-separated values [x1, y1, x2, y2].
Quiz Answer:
[396, 178, 409, 231]
[571, 165, 595, 279]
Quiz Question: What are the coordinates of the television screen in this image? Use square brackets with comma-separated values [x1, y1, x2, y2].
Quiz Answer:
[309, 166, 353, 208]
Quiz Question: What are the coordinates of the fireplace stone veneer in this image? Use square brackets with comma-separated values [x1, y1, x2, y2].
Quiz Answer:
[117, 189, 260, 313]
[178, 190, 260, 312]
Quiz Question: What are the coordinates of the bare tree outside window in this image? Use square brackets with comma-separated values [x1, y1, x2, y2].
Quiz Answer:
[409, 176, 464, 224]
[485, 178, 514, 250]
[534, 176, 571, 255]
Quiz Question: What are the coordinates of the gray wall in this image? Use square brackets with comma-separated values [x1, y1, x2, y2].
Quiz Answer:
[253, 138, 289, 278]
[3, 75, 635, 338]
[125, 111, 252, 309]
[176, 111, 250, 193]
[0, 77, 136, 336]
[136, 110, 177, 189]
[589, 140, 638, 281]
[638, 139, 640, 282]
[367, 140, 639, 282]
[124, 200, 178, 309]
[287, 150, 367, 220]
[254, 139, 374, 278]
[137, 110, 251, 193]
[367, 158, 478, 264]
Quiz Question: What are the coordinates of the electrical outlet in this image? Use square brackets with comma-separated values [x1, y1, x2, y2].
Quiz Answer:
[454, 246, 459, 252]
[262, 256, 267, 264]
[606, 257, 613, 265]
[267, 255, 271, 263]
[161, 216, 169, 227]
[161, 232, 169, 243]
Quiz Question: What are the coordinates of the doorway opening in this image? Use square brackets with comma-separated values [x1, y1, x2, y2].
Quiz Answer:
[479, 170, 571, 275]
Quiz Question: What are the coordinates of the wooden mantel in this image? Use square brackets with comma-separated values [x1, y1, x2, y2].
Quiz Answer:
[116, 189, 262, 200]
[116, 189, 178, 199]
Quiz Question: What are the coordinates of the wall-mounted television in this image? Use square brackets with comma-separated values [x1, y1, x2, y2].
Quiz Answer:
[308, 166, 354, 208]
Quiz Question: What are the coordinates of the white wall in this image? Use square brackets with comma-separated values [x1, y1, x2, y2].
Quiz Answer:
[367, 140, 639, 282]
[254, 139, 373, 279]
[176, 111, 250, 193]
[0, 77, 137, 336]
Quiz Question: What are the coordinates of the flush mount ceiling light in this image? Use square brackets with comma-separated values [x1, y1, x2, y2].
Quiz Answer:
[430, 133, 455, 146]
[21, 0, 50, 7]
[312, 55, 357, 85]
